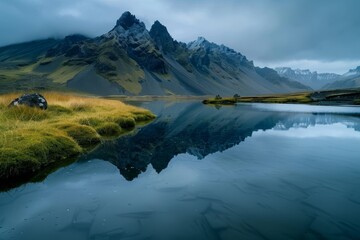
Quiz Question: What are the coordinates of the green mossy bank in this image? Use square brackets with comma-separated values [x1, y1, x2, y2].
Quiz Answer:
[0, 92, 155, 187]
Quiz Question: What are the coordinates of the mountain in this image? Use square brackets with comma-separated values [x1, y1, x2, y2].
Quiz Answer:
[323, 66, 360, 90]
[343, 66, 360, 77]
[275, 67, 340, 89]
[0, 11, 310, 96]
[254, 67, 311, 91]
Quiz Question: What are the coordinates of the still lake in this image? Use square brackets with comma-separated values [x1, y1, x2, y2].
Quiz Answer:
[1, 101, 360, 240]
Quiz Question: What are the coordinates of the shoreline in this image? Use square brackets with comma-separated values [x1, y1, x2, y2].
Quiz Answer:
[2, 89, 359, 191]
[0, 92, 155, 191]
[103, 95, 212, 102]
[202, 89, 360, 106]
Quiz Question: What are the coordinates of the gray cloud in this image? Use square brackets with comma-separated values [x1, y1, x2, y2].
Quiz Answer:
[0, 0, 359, 73]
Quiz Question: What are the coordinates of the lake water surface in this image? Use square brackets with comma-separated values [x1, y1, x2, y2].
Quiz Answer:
[1, 101, 360, 240]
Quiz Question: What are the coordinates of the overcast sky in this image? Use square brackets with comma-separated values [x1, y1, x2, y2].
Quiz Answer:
[1, 0, 359, 74]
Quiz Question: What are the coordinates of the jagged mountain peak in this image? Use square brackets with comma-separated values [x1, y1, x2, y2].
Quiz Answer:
[296, 69, 313, 74]
[149, 20, 176, 54]
[151, 20, 165, 28]
[149, 20, 172, 40]
[105, 11, 151, 46]
[187, 36, 253, 68]
[196, 36, 208, 43]
[276, 67, 314, 75]
[115, 11, 143, 30]
[0, 12, 311, 96]
[188, 37, 241, 55]
[187, 37, 213, 49]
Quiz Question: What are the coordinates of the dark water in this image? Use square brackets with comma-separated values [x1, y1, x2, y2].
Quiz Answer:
[1, 101, 360, 240]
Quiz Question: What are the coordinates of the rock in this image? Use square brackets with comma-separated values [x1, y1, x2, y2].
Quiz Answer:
[46, 34, 89, 58]
[149, 20, 177, 54]
[115, 11, 141, 30]
[8, 93, 48, 110]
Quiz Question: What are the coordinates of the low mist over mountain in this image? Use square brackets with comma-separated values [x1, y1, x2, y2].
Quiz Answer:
[323, 66, 360, 90]
[275, 67, 340, 90]
[0, 11, 310, 96]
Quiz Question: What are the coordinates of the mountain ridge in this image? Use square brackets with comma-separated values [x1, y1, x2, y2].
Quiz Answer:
[0, 11, 310, 95]
[323, 66, 360, 90]
[275, 67, 340, 89]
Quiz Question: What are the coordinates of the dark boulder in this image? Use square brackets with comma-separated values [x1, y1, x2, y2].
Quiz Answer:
[9, 93, 48, 110]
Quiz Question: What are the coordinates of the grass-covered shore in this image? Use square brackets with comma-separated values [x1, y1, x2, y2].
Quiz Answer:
[203, 92, 312, 105]
[203, 89, 360, 106]
[0, 92, 155, 184]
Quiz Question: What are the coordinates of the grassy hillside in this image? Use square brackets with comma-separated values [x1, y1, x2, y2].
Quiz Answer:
[0, 40, 66, 94]
[0, 39, 59, 63]
[0, 92, 155, 186]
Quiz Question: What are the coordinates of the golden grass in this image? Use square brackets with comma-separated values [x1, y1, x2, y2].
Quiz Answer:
[0, 92, 155, 180]
[238, 92, 312, 104]
[203, 93, 312, 105]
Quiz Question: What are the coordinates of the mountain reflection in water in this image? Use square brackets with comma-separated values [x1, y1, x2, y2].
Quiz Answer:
[2, 101, 360, 240]
[84, 101, 360, 181]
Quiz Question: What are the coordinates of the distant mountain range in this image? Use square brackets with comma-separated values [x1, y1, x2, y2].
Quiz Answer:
[0, 11, 310, 96]
[323, 66, 360, 90]
[275, 67, 340, 89]
[275, 66, 360, 90]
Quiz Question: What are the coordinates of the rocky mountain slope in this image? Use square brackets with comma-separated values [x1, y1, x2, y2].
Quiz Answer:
[275, 67, 340, 89]
[0, 11, 310, 96]
[323, 66, 360, 90]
